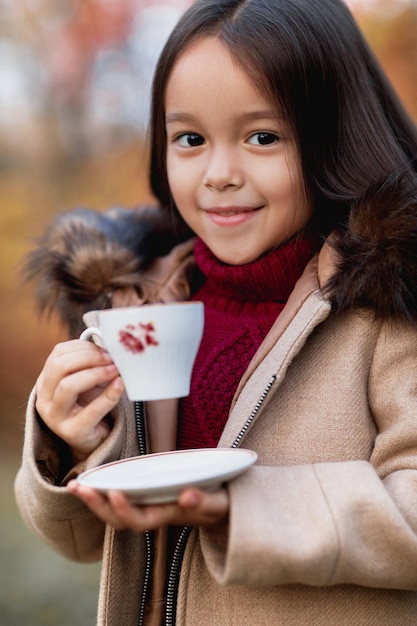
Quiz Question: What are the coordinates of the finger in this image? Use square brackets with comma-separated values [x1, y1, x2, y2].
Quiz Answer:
[67, 481, 129, 530]
[58, 376, 124, 449]
[77, 375, 125, 427]
[45, 340, 113, 374]
[36, 362, 120, 427]
[178, 488, 229, 525]
[38, 341, 114, 403]
[69, 485, 229, 532]
[107, 488, 229, 531]
[107, 491, 183, 532]
[52, 363, 120, 415]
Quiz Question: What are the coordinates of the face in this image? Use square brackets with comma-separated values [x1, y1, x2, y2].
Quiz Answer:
[165, 36, 312, 265]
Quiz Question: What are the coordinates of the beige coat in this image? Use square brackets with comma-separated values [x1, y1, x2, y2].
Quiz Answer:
[15, 241, 417, 625]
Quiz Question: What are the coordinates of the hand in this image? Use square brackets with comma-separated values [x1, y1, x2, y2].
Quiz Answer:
[67, 481, 230, 531]
[36, 340, 124, 462]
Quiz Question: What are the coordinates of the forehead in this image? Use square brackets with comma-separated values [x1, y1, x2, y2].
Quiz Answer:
[165, 36, 274, 116]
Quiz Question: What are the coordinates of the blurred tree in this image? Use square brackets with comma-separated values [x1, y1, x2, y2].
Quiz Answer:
[351, 0, 417, 120]
[0, 0, 193, 162]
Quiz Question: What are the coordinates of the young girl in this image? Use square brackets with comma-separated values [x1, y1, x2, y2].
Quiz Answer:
[15, 0, 417, 624]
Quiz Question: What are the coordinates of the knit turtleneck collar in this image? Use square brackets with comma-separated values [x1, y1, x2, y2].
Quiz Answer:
[180, 231, 321, 451]
[193, 232, 321, 305]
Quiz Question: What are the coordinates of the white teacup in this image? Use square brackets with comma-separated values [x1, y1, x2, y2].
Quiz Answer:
[80, 302, 204, 401]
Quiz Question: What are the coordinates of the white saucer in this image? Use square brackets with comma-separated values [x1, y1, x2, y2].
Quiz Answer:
[77, 448, 257, 504]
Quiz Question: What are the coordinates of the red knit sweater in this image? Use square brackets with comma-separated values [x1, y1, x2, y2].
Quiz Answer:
[178, 234, 320, 450]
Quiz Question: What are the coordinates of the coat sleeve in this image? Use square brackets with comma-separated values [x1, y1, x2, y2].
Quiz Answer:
[200, 319, 417, 590]
[14, 388, 129, 563]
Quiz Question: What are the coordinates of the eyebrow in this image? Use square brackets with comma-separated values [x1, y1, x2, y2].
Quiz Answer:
[165, 110, 282, 125]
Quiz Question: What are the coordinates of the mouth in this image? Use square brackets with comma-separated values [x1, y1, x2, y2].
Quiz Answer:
[201, 205, 263, 228]
[204, 205, 262, 216]
[203, 206, 263, 228]
[202, 205, 263, 227]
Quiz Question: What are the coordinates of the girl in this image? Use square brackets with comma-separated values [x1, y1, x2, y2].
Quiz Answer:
[15, 0, 417, 624]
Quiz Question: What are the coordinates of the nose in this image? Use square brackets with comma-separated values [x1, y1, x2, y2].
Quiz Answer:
[203, 145, 244, 191]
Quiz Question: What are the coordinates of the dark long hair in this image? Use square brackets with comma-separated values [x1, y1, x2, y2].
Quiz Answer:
[149, 0, 417, 235]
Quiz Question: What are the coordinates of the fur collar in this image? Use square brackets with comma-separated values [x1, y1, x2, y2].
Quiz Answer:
[24, 178, 417, 337]
[24, 205, 194, 337]
[325, 173, 417, 323]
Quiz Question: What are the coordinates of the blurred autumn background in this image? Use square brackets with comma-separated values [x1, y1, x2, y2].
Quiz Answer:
[0, 0, 416, 623]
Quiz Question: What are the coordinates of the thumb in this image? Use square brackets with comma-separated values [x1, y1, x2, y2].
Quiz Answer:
[178, 487, 229, 523]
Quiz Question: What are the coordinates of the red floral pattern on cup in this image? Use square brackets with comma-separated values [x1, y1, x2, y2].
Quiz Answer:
[118, 322, 159, 354]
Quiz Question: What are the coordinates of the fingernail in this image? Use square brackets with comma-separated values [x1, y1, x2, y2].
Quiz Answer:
[113, 376, 124, 391]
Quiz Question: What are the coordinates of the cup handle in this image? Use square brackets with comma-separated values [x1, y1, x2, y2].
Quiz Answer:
[79, 327, 102, 342]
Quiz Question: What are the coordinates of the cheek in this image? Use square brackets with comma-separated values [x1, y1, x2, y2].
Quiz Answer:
[166, 174, 192, 226]
[167, 153, 189, 185]
[167, 157, 199, 214]
[267, 170, 311, 235]
[166, 161, 182, 203]
[266, 172, 297, 212]
[169, 178, 185, 205]
[278, 165, 310, 221]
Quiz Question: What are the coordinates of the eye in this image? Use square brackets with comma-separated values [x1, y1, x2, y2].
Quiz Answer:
[248, 132, 279, 146]
[175, 133, 205, 147]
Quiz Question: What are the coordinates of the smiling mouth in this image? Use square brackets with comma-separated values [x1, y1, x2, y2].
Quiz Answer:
[202, 205, 263, 227]
[204, 206, 262, 215]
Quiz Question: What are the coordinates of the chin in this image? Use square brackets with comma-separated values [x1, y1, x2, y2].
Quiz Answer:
[205, 238, 262, 266]
[215, 251, 258, 266]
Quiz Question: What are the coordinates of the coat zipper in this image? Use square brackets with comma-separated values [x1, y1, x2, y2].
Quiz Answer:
[165, 526, 192, 626]
[164, 374, 277, 625]
[135, 400, 152, 626]
[231, 375, 276, 448]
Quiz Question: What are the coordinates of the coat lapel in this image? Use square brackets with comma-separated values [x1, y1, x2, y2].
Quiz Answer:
[218, 254, 332, 448]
